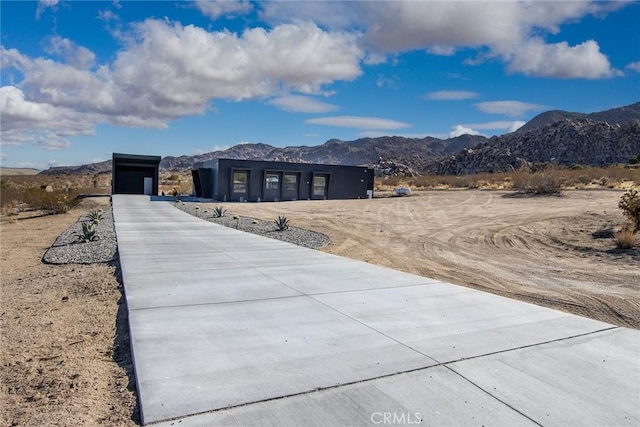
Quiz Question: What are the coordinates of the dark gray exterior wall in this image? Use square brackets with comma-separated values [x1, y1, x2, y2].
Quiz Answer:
[193, 158, 374, 202]
[112, 153, 161, 195]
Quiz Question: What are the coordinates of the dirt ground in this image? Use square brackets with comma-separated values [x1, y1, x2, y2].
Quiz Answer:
[221, 189, 640, 328]
[0, 198, 137, 426]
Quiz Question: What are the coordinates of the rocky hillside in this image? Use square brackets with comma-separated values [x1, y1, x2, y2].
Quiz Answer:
[159, 135, 486, 172]
[39, 160, 112, 175]
[516, 102, 640, 133]
[38, 102, 640, 177]
[427, 119, 640, 175]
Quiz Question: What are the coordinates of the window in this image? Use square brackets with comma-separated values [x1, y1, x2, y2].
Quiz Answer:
[265, 173, 280, 190]
[313, 175, 327, 197]
[233, 171, 248, 194]
[283, 174, 297, 192]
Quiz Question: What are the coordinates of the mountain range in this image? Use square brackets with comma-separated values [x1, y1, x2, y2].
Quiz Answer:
[40, 102, 640, 176]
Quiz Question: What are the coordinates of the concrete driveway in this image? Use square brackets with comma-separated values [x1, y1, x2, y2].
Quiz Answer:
[112, 195, 639, 426]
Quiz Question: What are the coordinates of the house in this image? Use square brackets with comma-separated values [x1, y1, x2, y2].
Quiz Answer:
[192, 158, 374, 202]
[112, 153, 161, 195]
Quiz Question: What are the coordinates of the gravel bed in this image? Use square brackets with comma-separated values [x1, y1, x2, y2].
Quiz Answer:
[43, 208, 118, 264]
[173, 202, 331, 249]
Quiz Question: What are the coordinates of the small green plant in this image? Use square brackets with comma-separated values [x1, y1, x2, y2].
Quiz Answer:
[619, 188, 640, 232]
[212, 206, 227, 218]
[614, 227, 637, 249]
[75, 222, 99, 243]
[85, 209, 103, 224]
[274, 215, 290, 231]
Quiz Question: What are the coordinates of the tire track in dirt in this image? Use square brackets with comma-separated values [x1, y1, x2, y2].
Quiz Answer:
[220, 190, 640, 328]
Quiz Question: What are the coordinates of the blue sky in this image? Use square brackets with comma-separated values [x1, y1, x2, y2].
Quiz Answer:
[1, 0, 639, 169]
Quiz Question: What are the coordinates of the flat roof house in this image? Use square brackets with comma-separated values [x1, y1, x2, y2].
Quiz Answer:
[112, 153, 161, 195]
[192, 158, 374, 202]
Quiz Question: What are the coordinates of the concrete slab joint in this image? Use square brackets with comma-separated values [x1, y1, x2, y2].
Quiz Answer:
[112, 195, 640, 426]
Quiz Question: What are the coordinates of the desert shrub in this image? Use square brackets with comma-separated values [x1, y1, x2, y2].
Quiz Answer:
[75, 222, 99, 243]
[0, 179, 26, 209]
[212, 206, 227, 218]
[274, 215, 290, 231]
[511, 171, 562, 195]
[619, 188, 640, 232]
[85, 209, 103, 224]
[614, 227, 637, 249]
[23, 187, 80, 214]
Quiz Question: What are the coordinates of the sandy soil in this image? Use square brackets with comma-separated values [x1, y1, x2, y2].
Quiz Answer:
[0, 198, 137, 426]
[218, 189, 640, 328]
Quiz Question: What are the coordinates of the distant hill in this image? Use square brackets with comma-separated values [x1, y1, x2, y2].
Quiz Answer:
[39, 160, 112, 176]
[516, 102, 640, 133]
[38, 102, 640, 177]
[0, 167, 41, 176]
[160, 135, 487, 172]
[427, 118, 640, 175]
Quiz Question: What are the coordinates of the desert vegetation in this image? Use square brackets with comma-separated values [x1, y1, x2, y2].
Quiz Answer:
[375, 165, 639, 192]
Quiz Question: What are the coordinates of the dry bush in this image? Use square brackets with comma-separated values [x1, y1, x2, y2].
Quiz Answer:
[22, 187, 81, 214]
[0, 179, 26, 209]
[511, 170, 563, 195]
[371, 166, 640, 193]
[619, 188, 640, 232]
[614, 227, 637, 249]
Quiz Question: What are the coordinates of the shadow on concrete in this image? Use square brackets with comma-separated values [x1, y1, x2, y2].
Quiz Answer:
[110, 256, 141, 425]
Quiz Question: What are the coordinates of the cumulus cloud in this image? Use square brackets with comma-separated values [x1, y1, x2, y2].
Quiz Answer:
[475, 101, 547, 117]
[44, 36, 96, 69]
[305, 116, 412, 130]
[268, 96, 339, 113]
[194, 0, 253, 19]
[0, 86, 95, 148]
[262, 0, 624, 80]
[449, 125, 481, 138]
[426, 90, 479, 100]
[507, 38, 620, 78]
[1, 19, 364, 149]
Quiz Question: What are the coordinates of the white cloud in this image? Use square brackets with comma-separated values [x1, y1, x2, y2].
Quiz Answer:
[36, 133, 72, 150]
[426, 90, 479, 100]
[194, 0, 253, 19]
[305, 116, 412, 130]
[98, 9, 118, 22]
[461, 120, 527, 131]
[0, 86, 95, 148]
[35, 0, 58, 20]
[268, 95, 339, 113]
[259, 1, 356, 30]
[507, 38, 620, 79]
[475, 101, 547, 117]
[507, 121, 527, 133]
[0, 151, 6, 161]
[212, 145, 231, 152]
[452, 120, 527, 136]
[1, 19, 364, 148]
[626, 61, 640, 73]
[449, 125, 481, 138]
[44, 36, 96, 69]
[262, 0, 625, 80]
